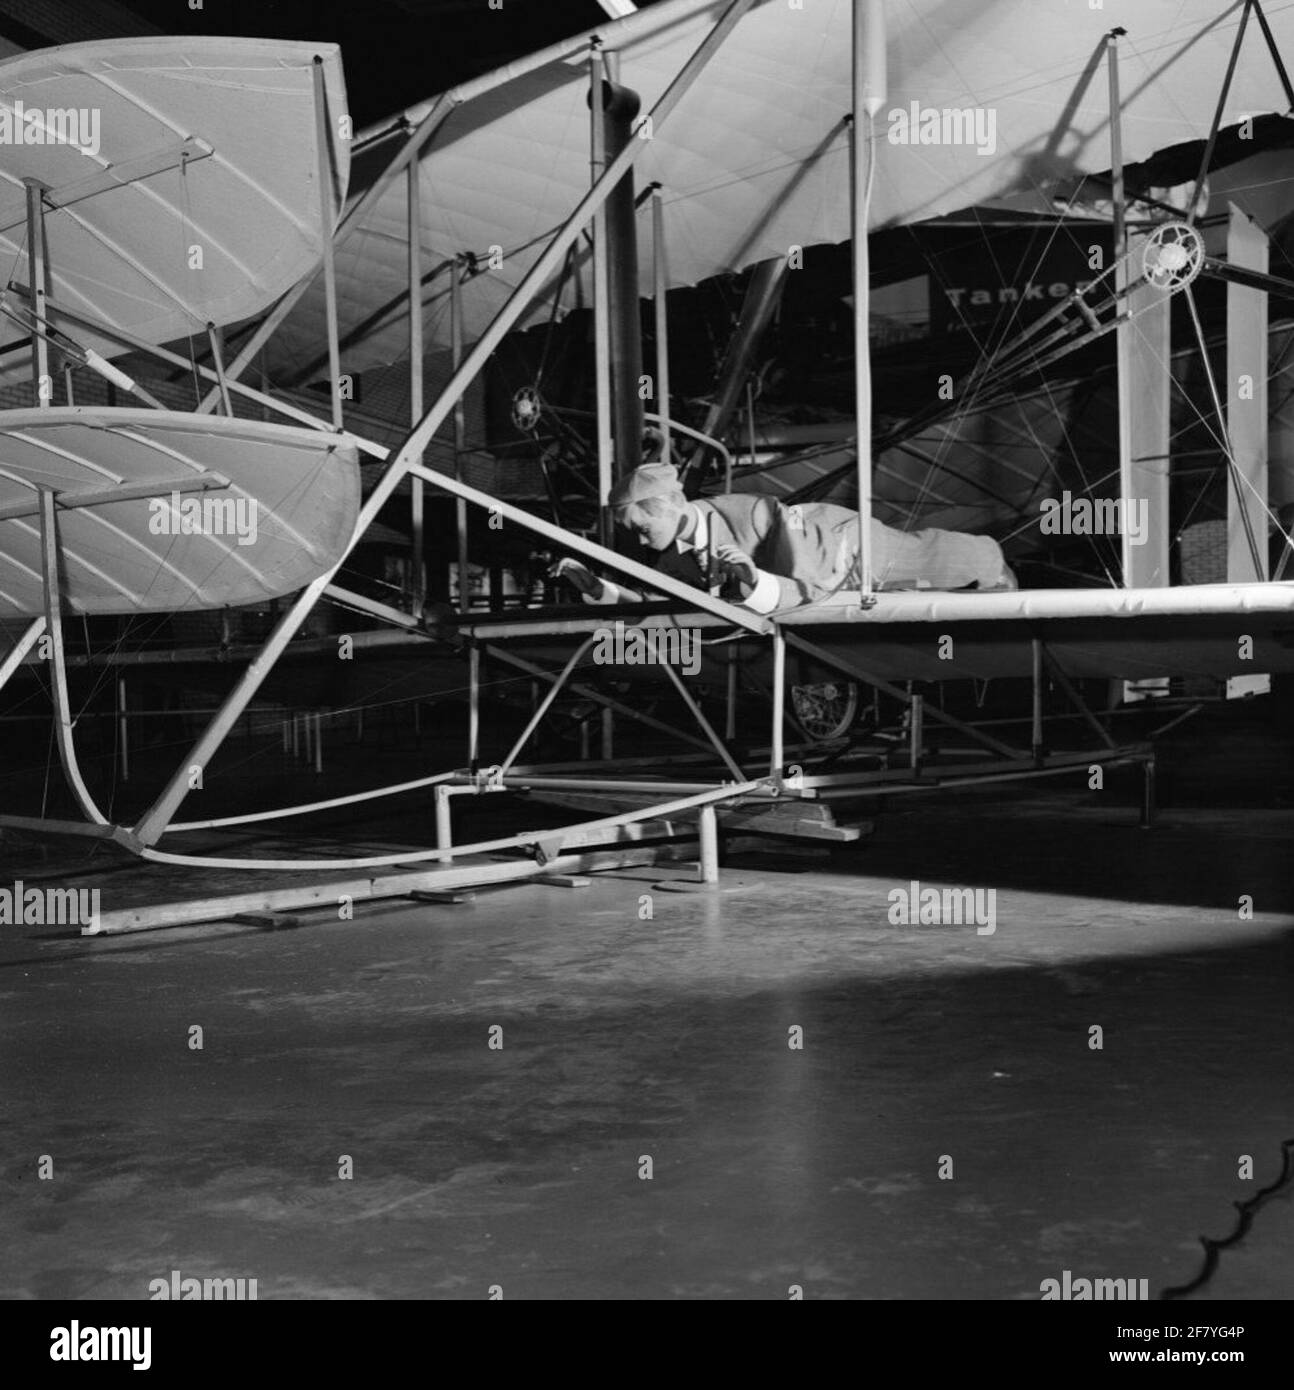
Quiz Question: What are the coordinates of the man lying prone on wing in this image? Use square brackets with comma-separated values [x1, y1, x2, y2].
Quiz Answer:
[555, 463, 1016, 613]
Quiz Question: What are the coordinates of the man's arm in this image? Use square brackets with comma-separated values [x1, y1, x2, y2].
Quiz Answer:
[551, 558, 645, 604]
[738, 496, 827, 609]
[711, 543, 789, 613]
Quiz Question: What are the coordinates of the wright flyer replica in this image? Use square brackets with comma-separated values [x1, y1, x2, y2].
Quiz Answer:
[2, 0, 1293, 931]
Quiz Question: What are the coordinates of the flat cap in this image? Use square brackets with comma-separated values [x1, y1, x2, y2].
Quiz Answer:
[608, 463, 683, 508]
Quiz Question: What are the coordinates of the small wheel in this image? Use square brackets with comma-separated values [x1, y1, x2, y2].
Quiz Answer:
[511, 385, 543, 432]
[1142, 221, 1204, 291]
[790, 680, 859, 742]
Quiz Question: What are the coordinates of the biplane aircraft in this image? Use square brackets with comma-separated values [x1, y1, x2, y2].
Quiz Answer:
[2, 0, 1293, 932]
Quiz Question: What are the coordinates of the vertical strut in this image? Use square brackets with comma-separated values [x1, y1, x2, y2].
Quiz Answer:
[311, 57, 344, 430]
[206, 323, 233, 416]
[1185, 285, 1265, 578]
[652, 186, 672, 461]
[38, 491, 109, 824]
[1253, 0, 1294, 111]
[25, 180, 50, 407]
[451, 257, 469, 610]
[590, 43, 615, 545]
[770, 628, 786, 776]
[851, 0, 886, 605]
[408, 157, 426, 609]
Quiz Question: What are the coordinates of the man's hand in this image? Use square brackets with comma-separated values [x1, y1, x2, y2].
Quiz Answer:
[551, 557, 604, 599]
[713, 543, 758, 597]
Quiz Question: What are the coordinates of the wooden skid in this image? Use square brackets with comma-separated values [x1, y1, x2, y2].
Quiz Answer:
[86, 841, 697, 937]
[720, 803, 871, 842]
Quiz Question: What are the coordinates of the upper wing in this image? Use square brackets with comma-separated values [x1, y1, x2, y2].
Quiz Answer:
[270, 0, 1294, 381]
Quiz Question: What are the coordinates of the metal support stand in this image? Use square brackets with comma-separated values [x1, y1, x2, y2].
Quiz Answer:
[652, 795, 759, 895]
[770, 628, 786, 776]
[435, 783, 453, 862]
[698, 803, 719, 883]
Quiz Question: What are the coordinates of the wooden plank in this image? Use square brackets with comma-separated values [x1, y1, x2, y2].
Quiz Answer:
[232, 911, 302, 931]
[86, 841, 697, 937]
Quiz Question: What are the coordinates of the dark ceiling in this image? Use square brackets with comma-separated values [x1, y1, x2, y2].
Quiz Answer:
[0, 0, 664, 129]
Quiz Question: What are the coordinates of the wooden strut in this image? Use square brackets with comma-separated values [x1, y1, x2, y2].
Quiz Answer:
[497, 636, 599, 775]
[38, 491, 112, 827]
[1039, 645, 1118, 750]
[483, 642, 719, 757]
[0, 617, 45, 696]
[24, 179, 50, 407]
[312, 55, 343, 429]
[133, 780, 761, 872]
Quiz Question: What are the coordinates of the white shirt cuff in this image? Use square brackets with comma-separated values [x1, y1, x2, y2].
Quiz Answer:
[742, 568, 782, 614]
[581, 579, 638, 605]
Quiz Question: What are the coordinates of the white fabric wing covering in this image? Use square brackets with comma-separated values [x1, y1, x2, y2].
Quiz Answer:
[0, 37, 349, 379]
[271, 0, 1294, 381]
[0, 408, 360, 617]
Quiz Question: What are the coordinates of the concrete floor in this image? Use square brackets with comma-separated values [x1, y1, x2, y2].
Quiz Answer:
[2, 711, 1292, 1300]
